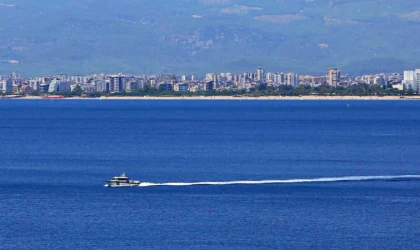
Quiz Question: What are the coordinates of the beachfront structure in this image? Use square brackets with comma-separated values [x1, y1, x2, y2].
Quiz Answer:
[48, 80, 73, 93]
[78, 84, 96, 93]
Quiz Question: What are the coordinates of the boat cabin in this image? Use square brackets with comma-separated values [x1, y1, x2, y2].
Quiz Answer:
[110, 173, 129, 182]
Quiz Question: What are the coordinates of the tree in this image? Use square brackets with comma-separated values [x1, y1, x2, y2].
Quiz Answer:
[256, 83, 268, 92]
[370, 84, 383, 95]
[405, 89, 414, 96]
[72, 85, 83, 96]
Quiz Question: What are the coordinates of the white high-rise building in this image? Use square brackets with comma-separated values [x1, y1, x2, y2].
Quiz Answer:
[403, 70, 419, 91]
[205, 73, 214, 81]
[256, 67, 265, 82]
[285, 73, 299, 87]
[225, 73, 233, 82]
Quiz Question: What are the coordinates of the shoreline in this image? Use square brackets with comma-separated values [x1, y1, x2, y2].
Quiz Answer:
[10, 95, 420, 101]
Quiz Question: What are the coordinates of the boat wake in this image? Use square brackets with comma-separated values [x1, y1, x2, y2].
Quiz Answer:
[138, 175, 420, 187]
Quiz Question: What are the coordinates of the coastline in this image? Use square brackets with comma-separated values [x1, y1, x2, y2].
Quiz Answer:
[13, 95, 420, 101]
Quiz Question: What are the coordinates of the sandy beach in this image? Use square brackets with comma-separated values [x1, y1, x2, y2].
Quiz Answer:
[15, 95, 420, 101]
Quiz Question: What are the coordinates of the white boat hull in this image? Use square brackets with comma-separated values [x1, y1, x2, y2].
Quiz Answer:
[105, 182, 140, 188]
[105, 173, 140, 187]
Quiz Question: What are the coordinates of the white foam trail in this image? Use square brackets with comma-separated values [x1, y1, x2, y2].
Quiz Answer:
[138, 175, 420, 187]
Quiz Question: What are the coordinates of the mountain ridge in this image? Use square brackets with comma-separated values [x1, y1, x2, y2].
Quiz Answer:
[0, 0, 419, 76]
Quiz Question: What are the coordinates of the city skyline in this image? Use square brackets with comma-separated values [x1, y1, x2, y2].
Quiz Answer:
[1, 66, 419, 96]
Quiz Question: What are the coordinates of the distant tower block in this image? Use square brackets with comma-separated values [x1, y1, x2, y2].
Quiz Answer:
[191, 74, 196, 81]
[327, 68, 341, 87]
[3, 78, 13, 94]
[403, 70, 420, 91]
[181, 74, 187, 81]
[285, 73, 299, 87]
[256, 67, 265, 82]
[204, 81, 214, 91]
[211, 73, 219, 88]
[109, 76, 125, 93]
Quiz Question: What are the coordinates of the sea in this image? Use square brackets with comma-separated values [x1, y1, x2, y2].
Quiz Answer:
[0, 100, 419, 249]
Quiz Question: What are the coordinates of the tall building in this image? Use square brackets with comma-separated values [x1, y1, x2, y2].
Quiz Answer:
[205, 73, 214, 81]
[29, 79, 40, 91]
[98, 79, 110, 93]
[327, 68, 341, 87]
[48, 80, 60, 93]
[109, 76, 125, 93]
[285, 73, 299, 87]
[233, 74, 241, 85]
[225, 73, 233, 82]
[204, 81, 214, 91]
[206, 73, 219, 88]
[39, 84, 50, 93]
[403, 70, 419, 91]
[256, 67, 265, 82]
[2, 79, 13, 94]
[274, 73, 284, 84]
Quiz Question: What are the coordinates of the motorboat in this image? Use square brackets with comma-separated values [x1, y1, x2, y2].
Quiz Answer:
[105, 173, 140, 187]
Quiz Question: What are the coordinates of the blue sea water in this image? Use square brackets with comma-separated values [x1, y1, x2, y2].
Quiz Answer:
[0, 100, 420, 249]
